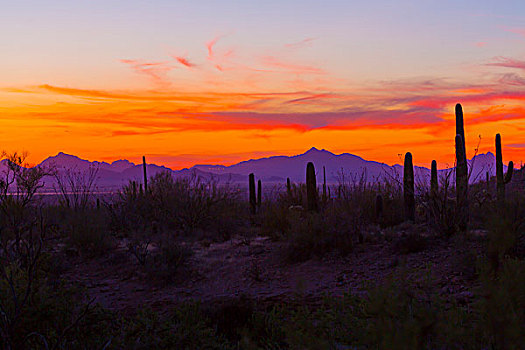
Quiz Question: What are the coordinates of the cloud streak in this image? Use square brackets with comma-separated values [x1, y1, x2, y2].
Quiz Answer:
[285, 38, 316, 49]
[487, 56, 525, 70]
[120, 59, 173, 87]
[261, 56, 324, 75]
[173, 55, 196, 68]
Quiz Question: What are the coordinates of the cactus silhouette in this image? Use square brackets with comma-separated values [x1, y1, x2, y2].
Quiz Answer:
[142, 155, 148, 194]
[455, 104, 466, 156]
[257, 179, 262, 209]
[431, 160, 438, 195]
[286, 177, 291, 200]
[495, 133, 514, 205]
[455, 135, 468, 231]
[455, 104, 468, 231]
[249, 173, 256, 215]
[306, 162, 318, 211]
[403, 152, 415, 222]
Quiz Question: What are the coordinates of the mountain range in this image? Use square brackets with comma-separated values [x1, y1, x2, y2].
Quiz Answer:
[1, 148, 506, 191]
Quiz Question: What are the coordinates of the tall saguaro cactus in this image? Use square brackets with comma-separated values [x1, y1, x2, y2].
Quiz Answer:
[455, 104, 469, 231]
[456, 103, 466, 155]
[142, 156, 148, 194]
[306, 162, 318, 211]
[257, 179, 262, 209]
[456, 135, 468, 230]
[430, 160, 438, 195]
[495, 133, 514, 205]
[403, 152, 415, 222]
[249, 173, 256, 215]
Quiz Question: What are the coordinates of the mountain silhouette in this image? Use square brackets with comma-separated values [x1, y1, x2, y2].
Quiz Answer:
[25, 148, 506, 190]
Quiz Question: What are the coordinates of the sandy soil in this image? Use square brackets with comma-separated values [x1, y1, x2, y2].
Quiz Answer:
[61, 227, 484, 313]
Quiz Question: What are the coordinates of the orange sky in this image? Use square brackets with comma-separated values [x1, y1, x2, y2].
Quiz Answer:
[2, 81, 524, 169]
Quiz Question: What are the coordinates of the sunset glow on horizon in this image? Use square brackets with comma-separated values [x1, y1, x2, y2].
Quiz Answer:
[2, 1, 525, 169]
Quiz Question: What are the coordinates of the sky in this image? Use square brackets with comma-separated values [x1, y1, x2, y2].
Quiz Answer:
[1, 0, 525, 169]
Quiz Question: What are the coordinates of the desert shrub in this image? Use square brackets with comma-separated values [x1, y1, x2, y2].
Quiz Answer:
[333, 170, 404, 228]
[110, 172, 244, 241]
[475, 258, 525, 349]
[485, 196, 525, 270]
[284, 209, 358, 262]
[259, 202, 296, 240]
[53, 165, 99, 212]
[113, 305, 230, 349]
[108, 180, 154, 235]
[420, 169, 465, 236]
[60, 207, 114, 257]
[391, 224, 429, 254]
[239, 306, 287, 349]
[0, 255, 116, 350]
[236, 268, 478, 349]
[204, 295, 256, 343]
[378, 188, 405, 228]
[468, 181, 494, 229]
[145, 234, 193, 282]
[150, 172, 244, 236]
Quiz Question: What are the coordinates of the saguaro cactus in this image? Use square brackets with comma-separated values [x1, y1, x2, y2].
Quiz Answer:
[257, 179, 262, 208]
[322, 166, 327, 202]
[142, 155, 148, 194]
[456, 135, 468, 230]
[431, 160, 438, 195]
[404, 152, 415, 222]
[456, 104, 466, 155]
[306, 162, 318, 211]
[249, 173, 256, 215]
[455, 103, 468, 230]
[495, 133, 514, 204]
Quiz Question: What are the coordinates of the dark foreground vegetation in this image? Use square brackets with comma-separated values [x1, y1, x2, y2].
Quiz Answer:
[1, 105, 525, 349]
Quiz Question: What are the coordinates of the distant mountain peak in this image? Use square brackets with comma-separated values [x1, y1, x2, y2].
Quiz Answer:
[304, 147, 331, 155]
[43, 152, 87, 165]
[53, 152, 79, 159]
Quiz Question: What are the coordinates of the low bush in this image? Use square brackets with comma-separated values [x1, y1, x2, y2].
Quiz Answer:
[284, 209, 358, 262]
[61, 207, 115, 257]
[109, 172, 244, 241]
[146, 234, 193, 283]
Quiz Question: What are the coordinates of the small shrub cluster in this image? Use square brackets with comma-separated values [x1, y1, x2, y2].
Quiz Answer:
[110, 172, 244, 240]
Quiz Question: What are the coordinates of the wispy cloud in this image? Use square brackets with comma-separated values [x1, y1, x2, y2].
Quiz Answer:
[206, 35, 222, 60]
[508, 143, 525, 148]
[503, 27, 525, 38]
[498, 73, 525, 86]
[260, 56, 324, 75]
[487, 56, 525, 70]
[173, 55, 196, 68]
[284, 38, 316, 49]
[120, 59, 173, 87]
